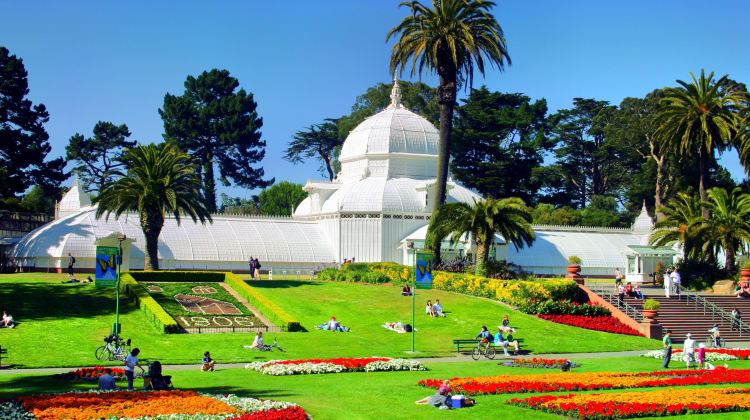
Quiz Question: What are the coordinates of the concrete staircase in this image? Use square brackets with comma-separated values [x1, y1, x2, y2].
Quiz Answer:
[592, 285, 749, 343]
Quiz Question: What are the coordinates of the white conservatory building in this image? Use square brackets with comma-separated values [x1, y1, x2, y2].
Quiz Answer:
[9, 79, 673, 279]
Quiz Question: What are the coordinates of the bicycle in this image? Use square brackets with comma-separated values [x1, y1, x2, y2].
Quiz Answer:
[704, 335, 723, 349]
[471, 340, 496, 360]
[245, 337, 285, 352]
[95, 335, 132, 361]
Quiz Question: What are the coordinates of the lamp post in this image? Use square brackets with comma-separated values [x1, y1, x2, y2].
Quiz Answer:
[113, 233, 126, 336]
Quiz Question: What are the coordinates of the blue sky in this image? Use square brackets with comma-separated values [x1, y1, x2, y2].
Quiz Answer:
[2, 0, 749, 199]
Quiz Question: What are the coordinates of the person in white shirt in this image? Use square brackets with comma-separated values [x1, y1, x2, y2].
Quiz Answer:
[670, 268, 682, 297]
[683, 333, 695, 368]
[246, 331, 264, 349]
[615, 268, 624, 286]
[123, 348, 144, 390]
[663, 270, 672, 298]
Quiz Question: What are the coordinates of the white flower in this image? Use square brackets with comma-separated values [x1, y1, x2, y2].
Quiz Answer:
[364, 359, 426, 372]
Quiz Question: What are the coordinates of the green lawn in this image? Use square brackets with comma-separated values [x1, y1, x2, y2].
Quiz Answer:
[0, 273, 657, 368]
[2, 358, 750, 419]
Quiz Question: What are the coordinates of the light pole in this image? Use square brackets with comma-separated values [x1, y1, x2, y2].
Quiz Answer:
[113, 233, 126, 336]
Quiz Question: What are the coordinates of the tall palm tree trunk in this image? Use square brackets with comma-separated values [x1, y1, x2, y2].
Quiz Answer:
[725, 245, 736, 276]
[698, 145, 710, 219]
[654, 155, 666, 221]
[140, 210, 164, 270]
[475, 232, 492, 277]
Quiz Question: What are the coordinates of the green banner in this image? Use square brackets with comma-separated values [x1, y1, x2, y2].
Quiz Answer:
[415, 251, 433, 289]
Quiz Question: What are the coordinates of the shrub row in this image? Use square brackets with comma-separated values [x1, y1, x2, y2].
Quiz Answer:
[517, 299, 610, 316]
[432, 271, 580, 312]
[120, 273, 180, 333]
[317, 262, 414, 284]
[224, 273, 302, 332]
[127, 271, 225, 283]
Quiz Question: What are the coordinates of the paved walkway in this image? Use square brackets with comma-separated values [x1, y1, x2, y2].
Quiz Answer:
[0, 349, 671, 375]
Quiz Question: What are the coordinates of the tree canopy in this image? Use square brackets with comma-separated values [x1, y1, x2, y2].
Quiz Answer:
[160, 69, 272, 213]
[66, 121, 136, 193]
[258, 181, 307, 216]
[284, 119, 342, 181]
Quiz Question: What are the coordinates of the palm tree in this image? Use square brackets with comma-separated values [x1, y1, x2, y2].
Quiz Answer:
[94, 143, 211, 270]
[649, 192, 704, 259]
[428, 197, 534, 276]
[692, 188, 750, 275]
[387, 0, 510, 263]
[655, 70, 747, 218]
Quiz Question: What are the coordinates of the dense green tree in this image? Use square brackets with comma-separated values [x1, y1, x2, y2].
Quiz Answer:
[94, 143, 211, 270]
[388, 0, 510, 264]
[0, 46, 67, 198]
[655, 70, 748, 218]
[160, 69, 272, 213]
[66, 121, 136, 193]
[427, 197, 534, 276]
[284, 119, 342, 181]
[649, 192, 704, 260]
[451, 87, 549, 203]
[548, 98, 623, 208]
[258, 181, 307, 216]
[531, 203, 581, 226]
[693, 188, 750, 275]
[219, 193, 260, 215]
[20, 185, 57, 214]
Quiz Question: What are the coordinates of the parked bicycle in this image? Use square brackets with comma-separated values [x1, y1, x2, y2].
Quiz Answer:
[95, 335, 131, 361]
[704, 334, 723, 349]
[471, 340, 496, 360]
[256, 337, 285, 352]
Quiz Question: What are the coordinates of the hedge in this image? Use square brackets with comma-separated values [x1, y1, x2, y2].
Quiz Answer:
[120, 273, 180, 333]
[224, 273, 302, 332]
[126, 271, 225, 283]
[432, 271, 580, 312]
[317, 262, 413, 284]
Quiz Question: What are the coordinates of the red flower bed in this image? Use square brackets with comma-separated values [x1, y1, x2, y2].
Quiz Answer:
[505, 358, 576, 369]
[267, 357, 390, 369]
[418, 367, 750, 395]
[56, 367, 125, 380]
[538, 314, 642, 336]
[230, 406, 308, 420]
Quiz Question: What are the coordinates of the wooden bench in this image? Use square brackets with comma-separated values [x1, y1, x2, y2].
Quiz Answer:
[452, 338, 526, 354]
[0, 345, 7, 367]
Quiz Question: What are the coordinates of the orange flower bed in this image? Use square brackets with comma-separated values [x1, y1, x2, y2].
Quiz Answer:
[509, 387, 750, 418]
[17, 390, 240, 420]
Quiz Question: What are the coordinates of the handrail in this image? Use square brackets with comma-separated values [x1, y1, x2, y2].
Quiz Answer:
[675, 284, 749, 338]
[588, 284, 644, 322]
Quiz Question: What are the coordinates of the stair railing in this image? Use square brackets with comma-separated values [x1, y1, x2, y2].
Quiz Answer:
[675, 284, 749, 338]
[587, 284, 644, 322]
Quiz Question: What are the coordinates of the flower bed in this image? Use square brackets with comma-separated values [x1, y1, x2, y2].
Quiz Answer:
[13, 390, 307, 420]
[54, 366, 125, 381]
[418, 367, 750, 395]
[507, 386, 750, 419]
[502, 358, 578, 369]
[642, 348, 750, 361]
[538, 314, 642, 336]
[246, 357, 426, 376]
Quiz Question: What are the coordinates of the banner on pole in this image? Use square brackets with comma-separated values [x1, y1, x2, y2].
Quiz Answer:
[95, 246, 119, 286]
[415, 251, 433, 289]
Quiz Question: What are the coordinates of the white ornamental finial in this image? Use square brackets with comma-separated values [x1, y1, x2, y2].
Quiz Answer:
[389, 72, 402, 109]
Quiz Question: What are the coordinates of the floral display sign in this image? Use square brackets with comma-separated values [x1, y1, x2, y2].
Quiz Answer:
[508, 386, 750, 419]
[12, 390, 307, 420]
[246, 357, 426, 376]
[419, 367, 750, 395]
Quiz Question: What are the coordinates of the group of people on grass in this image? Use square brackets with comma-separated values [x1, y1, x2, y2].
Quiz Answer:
[662, 325, 724, 369]
[475, 316, 521, 356]
[425, 299, 445, 317]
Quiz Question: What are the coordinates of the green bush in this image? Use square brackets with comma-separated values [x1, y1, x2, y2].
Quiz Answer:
[567, 255, 582, 265]
[741, 261, 750, 270]
[643, 298, 661, 311]
[520, 299, 610, 316]
[317, 262, 413, 284]
[120, 273, 180, 333]
[127, 271, 225, 282]
[224, 273, 302, 332]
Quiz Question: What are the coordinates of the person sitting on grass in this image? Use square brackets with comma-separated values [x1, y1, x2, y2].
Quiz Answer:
[401, 284, 412, 296]
[432, 299, 445, 317]
[315, 316, 351, 332]
[494, 327, 520, 355]
[201, 351, 215, 371]
[98, 368, 116, 391]
[245, 331, 264, 349]
[2, 311, 14, 328]
[415, 379, 452, 409]
[426, 300, 436, 317]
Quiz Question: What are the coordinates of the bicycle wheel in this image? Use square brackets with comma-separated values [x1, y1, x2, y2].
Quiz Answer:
[486, 346, 497, 360]
[471, 347, 481, 360]
[95, 345, 110, 361]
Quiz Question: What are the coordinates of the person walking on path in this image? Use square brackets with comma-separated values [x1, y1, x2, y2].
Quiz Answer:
[124, 348, 145, 390]
[663, 269, 672, 298]
[615, 267, 624, 287]
[67, 253, 76, 279]
[253, 257, 261, 279]
[249, 257, 256, 279]
[731, 308, 742, 331]
[662, 330, 673, 368]
[683, 333, 695, 369]
[617, 283, 625, 305]
[670, 268, 682, 297]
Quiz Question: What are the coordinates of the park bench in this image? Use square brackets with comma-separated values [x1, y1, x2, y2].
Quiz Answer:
[452, 338, 525, 354]
[0, 345, 7, 367]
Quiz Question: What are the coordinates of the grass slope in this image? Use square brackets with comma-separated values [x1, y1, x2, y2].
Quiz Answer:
[0, 274, 656, 368]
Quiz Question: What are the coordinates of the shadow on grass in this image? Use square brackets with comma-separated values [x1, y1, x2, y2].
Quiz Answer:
[0, 282, 135, 321]
[246, 280, 322, 289]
